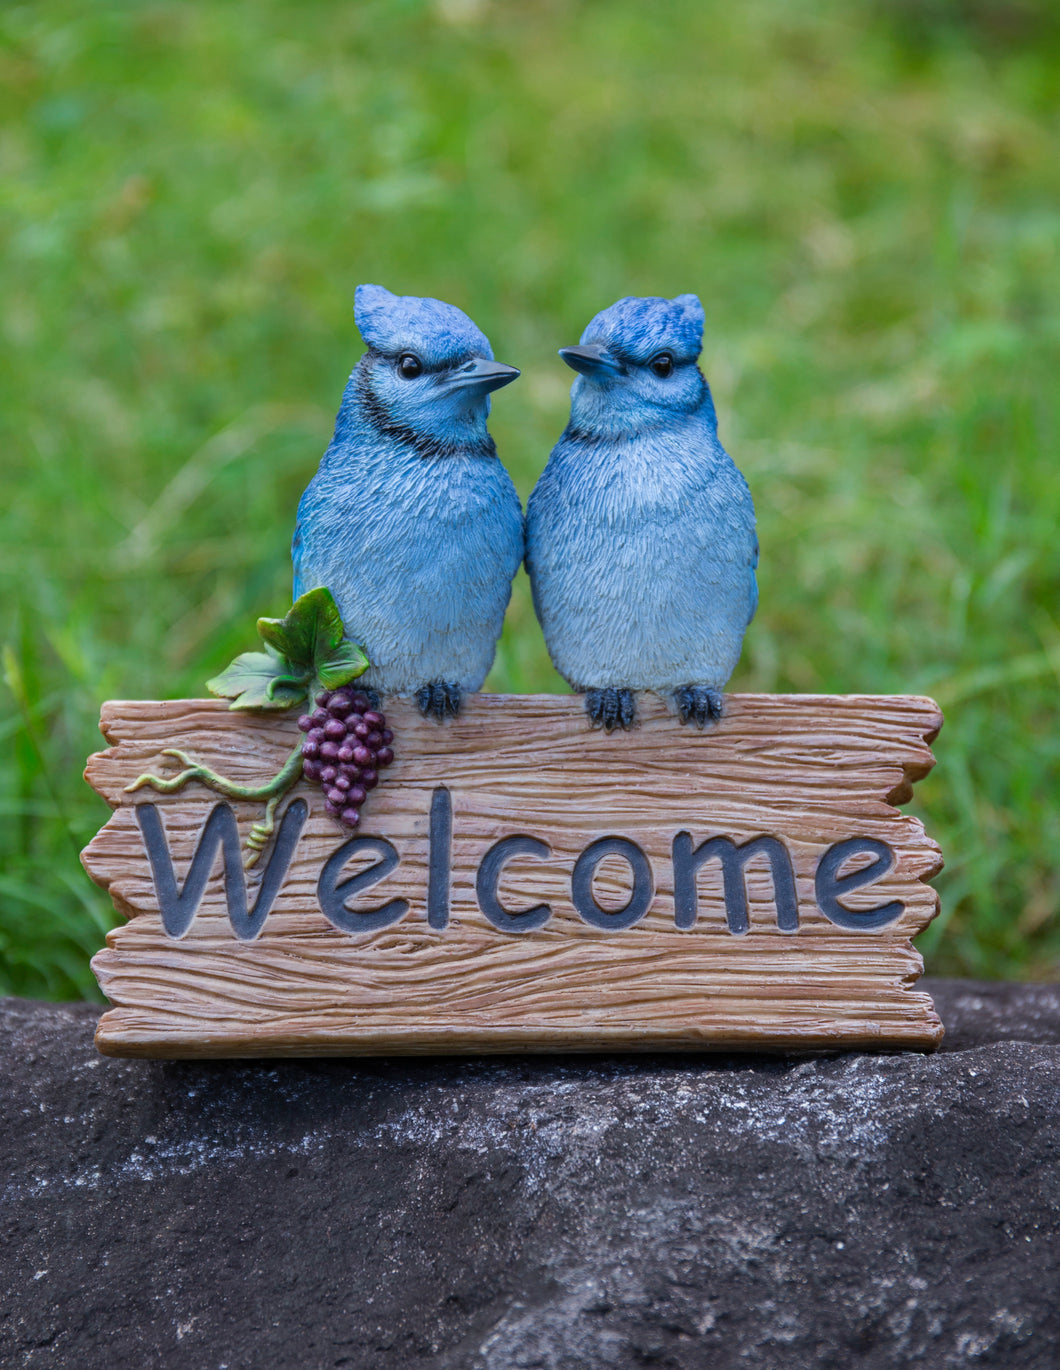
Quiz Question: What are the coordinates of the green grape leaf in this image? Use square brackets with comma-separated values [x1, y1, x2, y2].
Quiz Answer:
[206, 645, 311, 712]
[315, 638, 370, 691]
[257, 587, 345, 672]
[207, 588, 370, 713]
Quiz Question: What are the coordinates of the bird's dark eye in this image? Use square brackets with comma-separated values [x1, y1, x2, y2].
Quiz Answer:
[649, 352, 674, 378]
[398, 353, 423, 379]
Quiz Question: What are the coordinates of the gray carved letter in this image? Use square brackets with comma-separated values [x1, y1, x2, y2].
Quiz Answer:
[673, 833, 798, 934]
[815, 839, 903, 930]
[136, 799, 307, 941]
[318, 835, 408, 934]
[476, 835, 552, 932]
[571, 836, 653, 931]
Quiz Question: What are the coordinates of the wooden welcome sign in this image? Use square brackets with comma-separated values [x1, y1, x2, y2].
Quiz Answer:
[82, 691, 944, 1058]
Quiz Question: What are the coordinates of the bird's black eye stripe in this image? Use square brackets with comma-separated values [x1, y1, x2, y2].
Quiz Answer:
[649, 352, 674, 378]
[398, 353, 424, 379]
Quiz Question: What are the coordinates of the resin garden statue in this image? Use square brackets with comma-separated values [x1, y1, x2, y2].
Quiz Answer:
[81, 285, 944, 1061]
[526, 293, 758, 732]
[293, 284, 524, 722]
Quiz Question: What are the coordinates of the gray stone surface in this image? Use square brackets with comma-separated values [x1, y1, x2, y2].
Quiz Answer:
[1, 979, 1058, 1370]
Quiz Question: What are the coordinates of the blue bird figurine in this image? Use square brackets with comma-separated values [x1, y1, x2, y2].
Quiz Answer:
[525, 293, 758, 731]
[293, 285, 524, 720]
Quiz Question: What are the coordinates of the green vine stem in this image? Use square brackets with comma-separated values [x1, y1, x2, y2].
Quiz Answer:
[124, 740, 304, 869]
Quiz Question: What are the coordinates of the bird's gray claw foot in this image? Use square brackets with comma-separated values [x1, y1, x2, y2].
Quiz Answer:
[585, 687, 637, 732]
[416, 680, 462, 722]
[674, 685, 724, 727]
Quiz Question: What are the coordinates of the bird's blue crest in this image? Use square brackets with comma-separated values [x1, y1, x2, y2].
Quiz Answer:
[354, 284, 494, 366]
[580, 294, 705, 364]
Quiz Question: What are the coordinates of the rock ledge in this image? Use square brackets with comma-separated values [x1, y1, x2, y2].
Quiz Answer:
[1, 979, 1058, 1369]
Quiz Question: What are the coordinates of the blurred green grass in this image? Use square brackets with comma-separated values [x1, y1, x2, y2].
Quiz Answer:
[2, 0, 1059, 998]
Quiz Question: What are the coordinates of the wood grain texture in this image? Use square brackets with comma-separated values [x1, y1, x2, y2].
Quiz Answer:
[82, 693, 944, 1057]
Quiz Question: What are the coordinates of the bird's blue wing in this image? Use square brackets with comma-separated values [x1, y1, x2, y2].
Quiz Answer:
[746, 533, 759, 627]
[291, 518, 307, 601]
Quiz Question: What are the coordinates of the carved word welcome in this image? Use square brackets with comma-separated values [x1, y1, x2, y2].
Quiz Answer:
[135, 791, 904, 942]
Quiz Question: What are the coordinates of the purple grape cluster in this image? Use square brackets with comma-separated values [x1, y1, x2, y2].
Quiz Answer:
[297, 690, 394, 828]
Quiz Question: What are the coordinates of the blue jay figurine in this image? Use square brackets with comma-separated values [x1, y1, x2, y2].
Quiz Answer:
[293, 285, 524, 720]
[526, 293, 758, 731]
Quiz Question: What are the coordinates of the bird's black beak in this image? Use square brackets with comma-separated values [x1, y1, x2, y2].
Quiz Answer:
[443, 356, 521, 395]
[559, 343, 624, 378]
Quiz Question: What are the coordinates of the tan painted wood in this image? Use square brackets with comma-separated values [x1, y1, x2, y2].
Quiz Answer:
[82, 693, 944, 1057]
